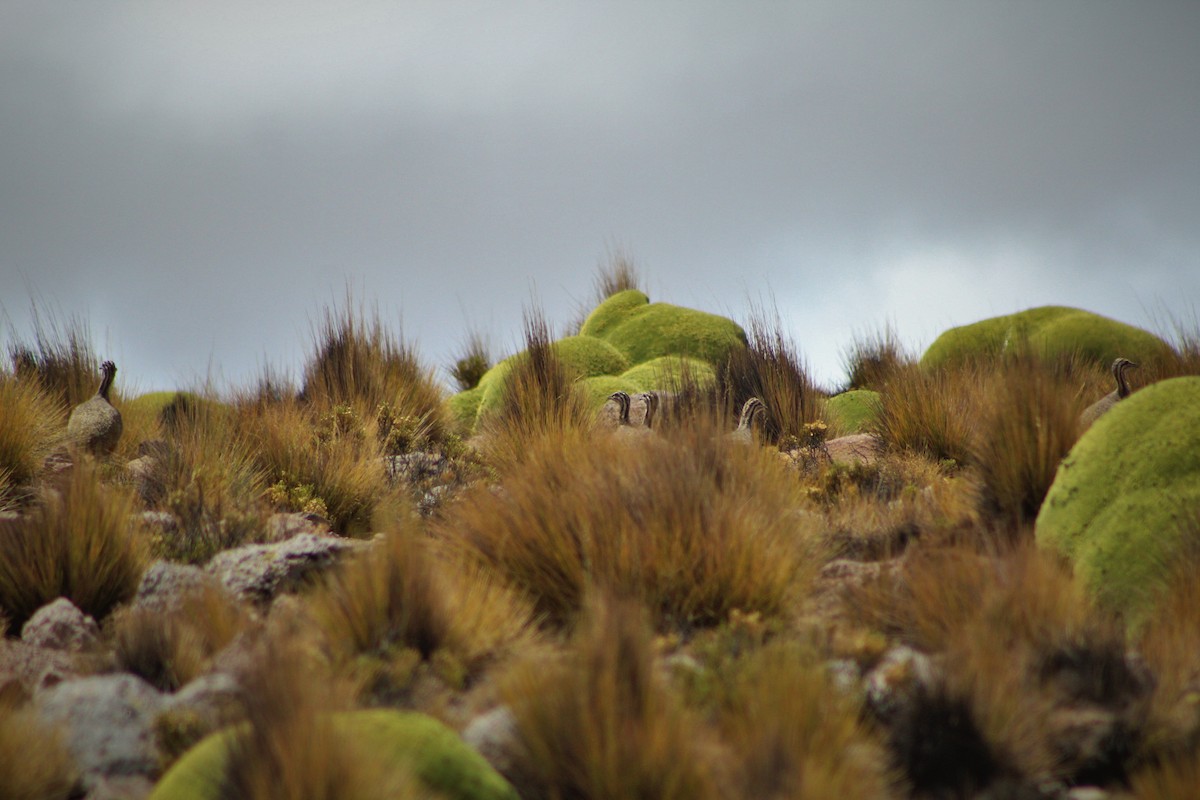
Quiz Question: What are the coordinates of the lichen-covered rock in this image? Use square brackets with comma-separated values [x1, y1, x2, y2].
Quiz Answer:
[132, 561, 222, 616]
[0, 638, 78, 696]
[36, 674, 167, 788]
[1035, 376, 1200, 627]
[920, 306, 1172, 370]
[21, 597, 100, 652]
[204, 533, 361, 603]
[148, 709, 520, 800]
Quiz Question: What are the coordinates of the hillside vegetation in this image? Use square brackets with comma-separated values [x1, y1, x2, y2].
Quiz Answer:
[2, 274, 1200, 800]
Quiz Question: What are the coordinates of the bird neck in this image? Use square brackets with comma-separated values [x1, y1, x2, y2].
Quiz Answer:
[98, 369, 114, 401]
[1115, 364, 1132, 398]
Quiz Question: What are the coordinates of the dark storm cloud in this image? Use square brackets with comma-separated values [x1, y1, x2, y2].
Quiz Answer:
[1, 2, 1197, 389]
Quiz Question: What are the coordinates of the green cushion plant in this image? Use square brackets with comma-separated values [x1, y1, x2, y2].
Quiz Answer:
[1035, 376, 1200, 629]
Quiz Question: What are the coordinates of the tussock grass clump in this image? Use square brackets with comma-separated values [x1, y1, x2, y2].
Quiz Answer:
[449, 329, 492, 392]
[0, 460, 146, 629]
[216, 639, 417, 800]
[716, 306, 820, 444]
[972, 351, 1086, 525]
[872, 362, 979, 465]
[251, 400, 388, 536]
[442, 416, 823, 631]
[852, 541, 1143, 785]
[811, 451, 979, 558]
[843, 324, 913, 391]
[302, 295, 448, 451]
[312, 525, 450, 663]
[719, 642, 898, 798]
[6, 304, 104, 409]
[1136, 511, 1200, 758]
[110, 581, 250, 692]
[477, 310, 593, 467]
[503, 595, 716, 800]
[0, 372, 64, 509]
[592, 245, 643, 303]
[144, 396, 269, 562]
[0, 700, 76, 800]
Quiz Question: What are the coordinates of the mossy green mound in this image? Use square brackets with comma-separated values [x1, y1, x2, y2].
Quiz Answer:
[149, 709, 518, 800]
[451, 293, 745, 432]
[472, 335, 630, 419]
[576, 375, 644, 409]
[1035, 376, 1200, 628]
[578, 289, 653, 338]
[447, 386, 485, 432]
[583, 291, 747, 367]
[824, 389, 881, 434]
[920, 306, 1171, 370]
[123, 391, 229, 428]
[619, 356, 716, 393]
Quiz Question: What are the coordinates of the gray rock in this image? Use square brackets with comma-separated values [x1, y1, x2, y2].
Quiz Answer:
[21, 597, 101, 653]
[84, 774, 155, 800]
[132, 560, 216, 615]
[462, 705, 522, 779]
[263, 511, 331, 543]
[205, 533, 361, 603]
[36, 674, 166, 787]
[165, 671, 242, 726]
[0, 638, 79, 697]
[865, 645, 939, 721]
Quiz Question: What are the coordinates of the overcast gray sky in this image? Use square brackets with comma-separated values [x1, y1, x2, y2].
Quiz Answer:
[2, 2, 1197, 393]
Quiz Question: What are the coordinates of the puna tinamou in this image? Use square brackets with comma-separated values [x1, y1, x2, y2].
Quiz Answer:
[729, 397, 768, 444]
[66, 360, 123, 456]
[1080, 357, 1137, 429]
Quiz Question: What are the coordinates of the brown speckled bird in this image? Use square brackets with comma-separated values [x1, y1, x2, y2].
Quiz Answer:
[66, 360, 123, 456]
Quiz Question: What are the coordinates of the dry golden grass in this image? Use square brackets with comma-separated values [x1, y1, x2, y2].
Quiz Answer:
[718, 642, 899, 799]
[971, 351, 1088, 525]
[250, 399, 389, 536]
[441, 417, 824, 632]
[311, 524, 450, 662]
[142, 395, 270, 562]
[0, 372, 64, 509]
[1136, 511, 1200, 758]
[0, 701, 77, 800]
[217, 637, 424, 800]
[807, 450, 980, 559]
[716, 305, 821, 444]
[301, 292, 449, 451]
[872, 361, 980, 465]
[502, 594, 717, 800]
[841, 324, 913, 391]
[0, 459, 147, 628]
[852, 540, 1141, 784]
[6, 303, 105, 410]
[476, 309, 595, 468]
[110, 580, 251, 692]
